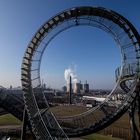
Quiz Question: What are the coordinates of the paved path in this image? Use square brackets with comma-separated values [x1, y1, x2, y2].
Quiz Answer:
[69, 138, 85, 140]
[0, 125, 21, 129]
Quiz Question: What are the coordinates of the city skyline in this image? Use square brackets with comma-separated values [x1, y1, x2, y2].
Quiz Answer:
[0, 0, 140, 89]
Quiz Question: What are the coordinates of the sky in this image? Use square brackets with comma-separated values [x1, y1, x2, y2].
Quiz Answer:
[0, 0, 140, 89]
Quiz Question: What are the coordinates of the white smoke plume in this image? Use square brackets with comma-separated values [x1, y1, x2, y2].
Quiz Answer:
[64, 66, 78, 83]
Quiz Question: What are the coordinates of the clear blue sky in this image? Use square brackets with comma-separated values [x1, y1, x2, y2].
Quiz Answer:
[0, 0, 140, 89]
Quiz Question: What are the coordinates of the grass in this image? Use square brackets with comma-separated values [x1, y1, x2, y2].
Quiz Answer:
[0, 114, 21, 126]
[50, 105, 139, 139]
[0, 105, 137, 129]
[0, 112, 126, 140]
[50, 105, 87, 116]
[50, 105, 139, 129]
[0, 107, 138, 139]
[83, 133, 123, 140]
[50, 105, 87, 117]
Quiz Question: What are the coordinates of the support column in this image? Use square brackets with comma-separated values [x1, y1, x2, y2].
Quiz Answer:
[69, 76, 72, 104]
[21, 108, 36, 140]
[129, 96, 140, 140]
[21, 109, 28, 140]
[138, 92, 140, 128]
[129, 101, 137, 140]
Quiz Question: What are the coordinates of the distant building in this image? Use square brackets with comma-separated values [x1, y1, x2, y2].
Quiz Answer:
[74, 81, 83, 94]
[79, 81, 83, 90]
[10, 85, 12, 89]
[62, 86, 67, 93]
[74, 83, 81, 93]
[84, 80, 89, 93]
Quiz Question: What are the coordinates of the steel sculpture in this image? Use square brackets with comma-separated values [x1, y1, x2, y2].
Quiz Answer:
[21, 6, 140, 140]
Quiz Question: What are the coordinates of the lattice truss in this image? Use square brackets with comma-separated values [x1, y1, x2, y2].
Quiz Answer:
[21, 7, 140, 139]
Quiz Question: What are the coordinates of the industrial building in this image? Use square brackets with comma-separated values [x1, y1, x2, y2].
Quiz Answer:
[74, 81, 83, 93]
[70, 81, 89, 93]
[84, 80, 89, 93]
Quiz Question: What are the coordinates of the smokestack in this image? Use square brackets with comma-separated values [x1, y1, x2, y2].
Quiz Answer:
[69, 76, 72, 104]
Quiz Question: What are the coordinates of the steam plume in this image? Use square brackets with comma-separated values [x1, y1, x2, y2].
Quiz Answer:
[64, 66, 78, 83]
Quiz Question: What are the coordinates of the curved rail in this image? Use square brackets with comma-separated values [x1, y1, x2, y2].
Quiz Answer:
[115, 63, 137, 92]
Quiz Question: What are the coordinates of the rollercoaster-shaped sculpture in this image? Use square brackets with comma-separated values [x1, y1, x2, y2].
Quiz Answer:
[21, 6, 140, 139]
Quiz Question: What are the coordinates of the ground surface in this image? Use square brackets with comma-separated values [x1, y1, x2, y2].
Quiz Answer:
[0, 113, 125, 140]
[0, 104, 139, 139]
[0, 114, 21, 125]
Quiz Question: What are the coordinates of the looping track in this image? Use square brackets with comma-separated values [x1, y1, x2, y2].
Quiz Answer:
[21, 6, 140, 139]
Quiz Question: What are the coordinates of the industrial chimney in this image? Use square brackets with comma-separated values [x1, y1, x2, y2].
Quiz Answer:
[69, 76, 72, 104]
